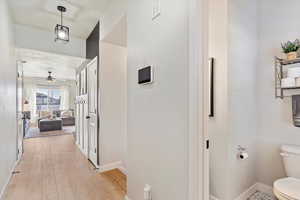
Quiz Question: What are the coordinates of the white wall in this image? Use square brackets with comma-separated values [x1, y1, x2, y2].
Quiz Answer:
[127, 0, 189, 199]
[99, 0, 127, 41]
[99, 41, 127, 169]
[227, 0, 258, 199]
[102, 15, 127, 47]
[0, 0, 17, 196]
[256, 0, 300, 186]
[209, 0, 259, 199]
[15, 24, 86, 58]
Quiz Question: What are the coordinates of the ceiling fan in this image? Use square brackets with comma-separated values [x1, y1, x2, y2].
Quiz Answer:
[46, 71, 56, 82]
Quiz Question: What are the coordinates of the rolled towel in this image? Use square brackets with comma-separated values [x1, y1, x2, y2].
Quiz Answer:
[296, 77, 300, 87]
[281, 77, 296, 88]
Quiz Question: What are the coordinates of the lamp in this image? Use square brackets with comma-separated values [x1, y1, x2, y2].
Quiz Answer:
[55, 6, 69, 43]
[24, 100, 30, 112]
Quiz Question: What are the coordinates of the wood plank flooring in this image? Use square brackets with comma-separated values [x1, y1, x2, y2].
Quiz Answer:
[102, 170, 126, 193]
[3, 135, 126, 200]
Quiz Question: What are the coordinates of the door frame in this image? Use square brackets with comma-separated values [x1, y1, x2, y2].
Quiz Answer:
[16, 61, 24, 161]
[188, 0, 209, 199]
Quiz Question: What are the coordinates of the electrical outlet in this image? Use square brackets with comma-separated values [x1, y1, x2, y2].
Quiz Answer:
[152, 0, 161, 20]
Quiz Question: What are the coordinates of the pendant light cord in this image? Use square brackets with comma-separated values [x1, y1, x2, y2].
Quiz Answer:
[61, 10, 63, 26]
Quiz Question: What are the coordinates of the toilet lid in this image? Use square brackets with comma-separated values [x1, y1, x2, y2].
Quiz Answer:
[274, 178, 300, 200]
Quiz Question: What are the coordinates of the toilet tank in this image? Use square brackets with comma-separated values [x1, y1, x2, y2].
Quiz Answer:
[281, 145, 300, 178]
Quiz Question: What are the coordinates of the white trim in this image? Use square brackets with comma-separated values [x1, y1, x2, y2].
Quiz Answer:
[76, 143, 86, 155]
[233, 182, 274, 200]
[234, 184, 258, 200]
[0, 158, 21, 200]
[209, 182, 275, 200]
[210, 195, 220, 200]
[118, 166, 127, 175]
[255, 182, 275, 197]
[188, 0, 208, 199]
[98, 161, 124, 173]
[124, 195, 131, 200]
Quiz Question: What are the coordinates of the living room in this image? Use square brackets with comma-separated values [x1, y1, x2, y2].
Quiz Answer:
[19, 48, 85, 138]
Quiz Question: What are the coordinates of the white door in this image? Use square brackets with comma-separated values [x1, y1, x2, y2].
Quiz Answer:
[79, 98, 84, 151]
[75, 74, 80, 145]
[87, 58, 98, 167]
[79, 95, 89, 156]
[83, 95, 89, 156]
[16, 62, 24, 160]
[75, 97, 81, 146]
[80, 69, 87, 95]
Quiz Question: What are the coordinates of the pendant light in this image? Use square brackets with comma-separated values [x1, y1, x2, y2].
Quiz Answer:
[46, 71, 56, 82]
[55, 6, 69, 43]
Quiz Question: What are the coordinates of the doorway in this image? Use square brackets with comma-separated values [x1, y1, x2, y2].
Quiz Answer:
[75, 57, 99, 168]
[87, 57, 99, 167]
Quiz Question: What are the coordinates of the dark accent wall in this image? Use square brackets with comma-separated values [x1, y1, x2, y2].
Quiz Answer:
[86, 22, 100, 60]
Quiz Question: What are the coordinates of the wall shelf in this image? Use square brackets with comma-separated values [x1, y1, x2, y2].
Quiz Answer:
[275, 57, 300, 99]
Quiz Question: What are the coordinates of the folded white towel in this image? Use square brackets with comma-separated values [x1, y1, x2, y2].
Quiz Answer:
[282, 78, 296, 88]
[288, 67, 300, 78]
[296, 77, 300, 87]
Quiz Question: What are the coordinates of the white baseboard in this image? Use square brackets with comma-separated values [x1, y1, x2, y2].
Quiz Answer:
[118, 166, 127, 175]
[99, 161, 125, 173]
[210, 195, 220, 200]
[255, 182, 275, 197]
[0, 158, 21, 200]
[210, 182, 274, 200]
[124, 195, 131, 200]
[234, 183, 259, 200]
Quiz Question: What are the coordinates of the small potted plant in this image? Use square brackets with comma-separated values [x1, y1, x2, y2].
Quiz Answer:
[281, 40, 300, 60]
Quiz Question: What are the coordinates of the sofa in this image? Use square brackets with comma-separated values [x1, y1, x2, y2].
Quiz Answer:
[38, 110, 75, 127]
[55, 110, 75, 126]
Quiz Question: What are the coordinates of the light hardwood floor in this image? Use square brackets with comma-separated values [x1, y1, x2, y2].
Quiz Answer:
[3, 135, 126, 200]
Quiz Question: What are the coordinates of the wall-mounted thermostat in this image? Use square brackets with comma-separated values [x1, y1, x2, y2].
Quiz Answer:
[138, 66, 153, 85]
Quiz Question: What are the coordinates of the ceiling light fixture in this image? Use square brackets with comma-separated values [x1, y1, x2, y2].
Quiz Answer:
[47, 71, 56, 82]
[55, 6, 69, 43]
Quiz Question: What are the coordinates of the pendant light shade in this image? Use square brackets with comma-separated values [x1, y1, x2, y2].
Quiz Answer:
[55, 6, 69, 43]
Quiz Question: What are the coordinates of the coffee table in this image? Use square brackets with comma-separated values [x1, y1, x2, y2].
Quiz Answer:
[39, 118, 63, 132]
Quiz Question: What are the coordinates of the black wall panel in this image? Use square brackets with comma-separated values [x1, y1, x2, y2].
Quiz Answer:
[86, 22, 99, 60]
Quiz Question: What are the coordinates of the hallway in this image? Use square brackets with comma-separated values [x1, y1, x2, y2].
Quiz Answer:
[3, 135, 126, 200]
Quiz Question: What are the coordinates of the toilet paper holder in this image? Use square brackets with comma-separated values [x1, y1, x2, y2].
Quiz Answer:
[237, 145, 249, 160]
[238, 145, 246, 152]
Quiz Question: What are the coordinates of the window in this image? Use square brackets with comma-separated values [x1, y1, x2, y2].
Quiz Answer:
[36, 88, 61, 111]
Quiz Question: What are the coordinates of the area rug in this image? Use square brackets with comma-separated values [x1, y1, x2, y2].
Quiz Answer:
[25, 126, 75, 139]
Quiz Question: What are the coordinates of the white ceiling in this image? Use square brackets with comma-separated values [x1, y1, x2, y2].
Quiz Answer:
[8, 0, 109, 39]
[17, 48, 85, 80]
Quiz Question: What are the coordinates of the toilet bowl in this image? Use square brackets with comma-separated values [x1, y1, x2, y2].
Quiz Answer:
[273, 145, 300, 200]
[274, 177, 300, 200]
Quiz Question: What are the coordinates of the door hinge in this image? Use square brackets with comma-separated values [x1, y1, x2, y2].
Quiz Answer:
[94, 148, 97, 153]
[206, 140, 210, 149]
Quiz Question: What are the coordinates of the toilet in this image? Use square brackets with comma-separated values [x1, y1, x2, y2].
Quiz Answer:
[273, 145, 300, 200]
